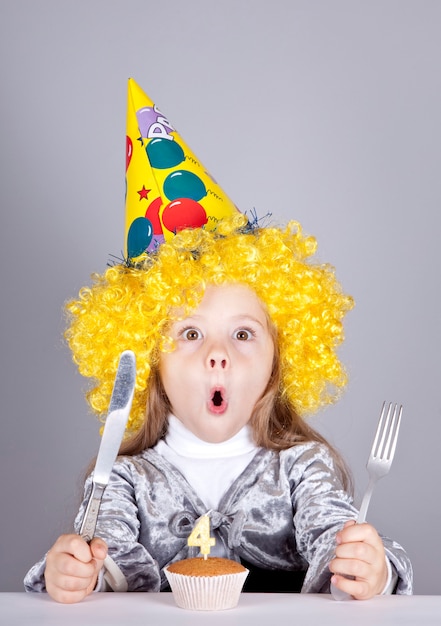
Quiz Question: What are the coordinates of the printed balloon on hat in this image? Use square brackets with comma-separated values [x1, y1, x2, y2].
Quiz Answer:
[125, 78, 239, 261]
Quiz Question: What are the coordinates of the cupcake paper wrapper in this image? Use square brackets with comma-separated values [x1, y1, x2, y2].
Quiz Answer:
[164, 567, 249, 611]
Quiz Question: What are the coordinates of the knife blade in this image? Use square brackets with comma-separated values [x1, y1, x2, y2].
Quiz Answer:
[79, 349, 136, 542]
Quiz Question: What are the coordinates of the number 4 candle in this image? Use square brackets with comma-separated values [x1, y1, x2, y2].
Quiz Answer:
[187, 514, 216, 560]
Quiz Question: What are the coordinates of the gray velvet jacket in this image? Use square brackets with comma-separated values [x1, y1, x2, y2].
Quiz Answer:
[24, 442, 413, 594]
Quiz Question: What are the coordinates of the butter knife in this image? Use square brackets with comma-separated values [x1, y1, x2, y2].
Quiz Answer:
[79, 350, 136, 542]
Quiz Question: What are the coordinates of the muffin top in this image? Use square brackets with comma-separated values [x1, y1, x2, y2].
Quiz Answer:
[167, 557, 246, 577]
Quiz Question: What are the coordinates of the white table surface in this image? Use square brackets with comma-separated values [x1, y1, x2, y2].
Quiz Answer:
[1, 593, 440, 626]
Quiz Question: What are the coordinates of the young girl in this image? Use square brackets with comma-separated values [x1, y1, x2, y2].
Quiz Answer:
[24, 214, 413, 603]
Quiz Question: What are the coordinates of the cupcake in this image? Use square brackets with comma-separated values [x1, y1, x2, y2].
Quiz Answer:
[164, 556, 249, 611]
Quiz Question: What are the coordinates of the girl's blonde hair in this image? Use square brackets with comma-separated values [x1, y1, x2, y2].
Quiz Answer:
[65, 214, 354, 441]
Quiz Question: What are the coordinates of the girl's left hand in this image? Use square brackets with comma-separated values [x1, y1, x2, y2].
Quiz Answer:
[329, 520, 388, 600]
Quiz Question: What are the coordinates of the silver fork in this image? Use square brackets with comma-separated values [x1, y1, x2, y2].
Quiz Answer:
[331, 401, 403, 600]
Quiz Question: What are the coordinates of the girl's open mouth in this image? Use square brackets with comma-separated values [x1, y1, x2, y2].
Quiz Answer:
[212, 390, 223, 407]
[208, 388, 227, 414]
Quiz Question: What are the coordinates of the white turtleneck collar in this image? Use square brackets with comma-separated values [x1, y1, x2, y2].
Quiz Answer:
[164, 414, 258, 459]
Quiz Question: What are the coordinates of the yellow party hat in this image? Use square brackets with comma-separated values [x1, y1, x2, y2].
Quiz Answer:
[125, 78, 240, 260]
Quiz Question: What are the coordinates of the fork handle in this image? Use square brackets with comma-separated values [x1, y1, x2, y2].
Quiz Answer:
[331, 477, 376, 601]
[357, 477, 375, 524]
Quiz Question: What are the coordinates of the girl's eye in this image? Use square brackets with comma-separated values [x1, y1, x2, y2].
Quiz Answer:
[235, 329, 253, 341]
[183, 328, 201, 341]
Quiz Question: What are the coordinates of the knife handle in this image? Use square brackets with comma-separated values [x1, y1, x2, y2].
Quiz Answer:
[79, 482, 106, 543]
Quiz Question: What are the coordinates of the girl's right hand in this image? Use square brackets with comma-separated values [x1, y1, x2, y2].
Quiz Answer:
[44, 534, 108, 603]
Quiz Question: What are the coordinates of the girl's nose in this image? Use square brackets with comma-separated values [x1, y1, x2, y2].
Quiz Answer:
[206, 345, 229, 370]
[209, 357, 227, 369]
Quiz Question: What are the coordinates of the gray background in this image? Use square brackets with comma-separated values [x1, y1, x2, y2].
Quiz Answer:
[1, 0, 440, 594]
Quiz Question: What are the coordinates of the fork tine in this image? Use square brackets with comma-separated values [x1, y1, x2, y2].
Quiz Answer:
[372, 401, 388, 458]
[385, 404, 402, 461]
[373, 402, 402, 461]
[377, 402, 395, 459]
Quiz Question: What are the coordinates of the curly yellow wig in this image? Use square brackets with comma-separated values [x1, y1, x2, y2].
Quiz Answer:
[65, 213, 354, 433]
